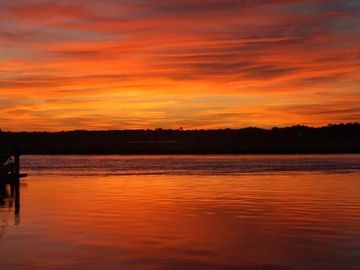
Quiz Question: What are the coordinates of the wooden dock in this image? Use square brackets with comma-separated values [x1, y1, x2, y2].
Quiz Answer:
[1, 138, 27, 182]
[0, 152, 27, 183]
[0, 141, 24, 225]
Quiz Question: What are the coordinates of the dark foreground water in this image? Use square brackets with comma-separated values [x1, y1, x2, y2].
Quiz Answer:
[1, 155, 360, 270]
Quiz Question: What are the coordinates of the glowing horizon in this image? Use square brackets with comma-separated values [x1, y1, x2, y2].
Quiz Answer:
[1, 0, 359, 131]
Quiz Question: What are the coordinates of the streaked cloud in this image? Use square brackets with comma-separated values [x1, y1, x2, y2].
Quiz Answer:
[0, 0, 359, 130]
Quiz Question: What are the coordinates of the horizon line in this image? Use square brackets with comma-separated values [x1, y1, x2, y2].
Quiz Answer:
[1, 123, 359, 133]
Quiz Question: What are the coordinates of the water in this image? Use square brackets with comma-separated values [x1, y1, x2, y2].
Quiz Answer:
[1, 155, 360, 270]
[21, 154, 360, 176]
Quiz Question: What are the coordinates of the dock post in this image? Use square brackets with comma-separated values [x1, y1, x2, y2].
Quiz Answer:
[13, 139, 20, 179]
[14, 153, 20, 176]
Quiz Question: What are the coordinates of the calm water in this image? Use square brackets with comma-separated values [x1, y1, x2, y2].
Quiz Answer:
[1, 155, 360, 270]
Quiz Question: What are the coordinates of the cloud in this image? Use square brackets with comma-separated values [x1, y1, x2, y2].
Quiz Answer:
[0, 0, 359, 130]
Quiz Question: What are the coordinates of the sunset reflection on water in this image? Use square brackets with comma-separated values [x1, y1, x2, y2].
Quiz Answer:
[1, 156, 360, 269]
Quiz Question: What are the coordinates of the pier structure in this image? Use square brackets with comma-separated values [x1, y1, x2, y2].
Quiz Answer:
[1, 153, 21, 183]
[0, 141, 27, 183]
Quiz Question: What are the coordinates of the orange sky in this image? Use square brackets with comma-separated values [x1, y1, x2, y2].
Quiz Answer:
[0, 0, 359, 131]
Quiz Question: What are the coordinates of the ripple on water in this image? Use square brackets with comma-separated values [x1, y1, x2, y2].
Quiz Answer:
[1, 155, 360, 270]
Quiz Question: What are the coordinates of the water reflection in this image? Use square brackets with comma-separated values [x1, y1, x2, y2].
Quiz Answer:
[0, 182, 20, 234]
[1, 164, 360, 269]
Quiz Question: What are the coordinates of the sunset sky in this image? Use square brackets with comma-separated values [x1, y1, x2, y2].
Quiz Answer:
[0, 0, 359, 131]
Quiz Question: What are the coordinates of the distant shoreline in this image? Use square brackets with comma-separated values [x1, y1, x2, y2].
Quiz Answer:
[1, 123, 359, 155]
